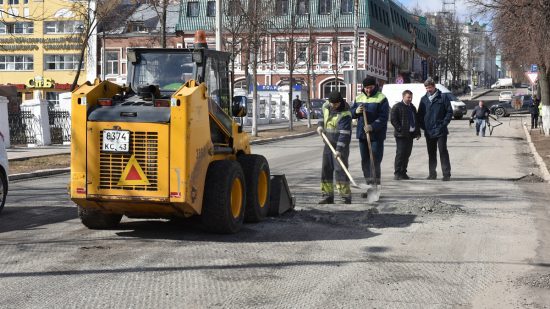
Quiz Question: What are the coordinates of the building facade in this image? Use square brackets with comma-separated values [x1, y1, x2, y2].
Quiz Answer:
[461, 21, 497, 88]
[99, 0, 437, 102]
[0, 0, 94, 109]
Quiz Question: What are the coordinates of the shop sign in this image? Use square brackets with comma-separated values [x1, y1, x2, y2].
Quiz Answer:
[26, 77, 54, 89]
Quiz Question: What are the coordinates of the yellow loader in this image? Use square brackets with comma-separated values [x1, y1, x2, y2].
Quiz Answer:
[69, 32, 288, 233]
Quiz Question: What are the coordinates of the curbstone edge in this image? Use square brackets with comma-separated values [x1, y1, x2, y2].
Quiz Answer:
[522, 124, 550, 183]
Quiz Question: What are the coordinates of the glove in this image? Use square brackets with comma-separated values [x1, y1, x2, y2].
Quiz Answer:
[334, 151, 342, 159]
[364, 124, 373, 132]
[316, 126, 324, 135]
[355, 105, 364, 115]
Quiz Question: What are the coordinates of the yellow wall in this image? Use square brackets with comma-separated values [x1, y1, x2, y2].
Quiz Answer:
[0, 0, 89, 94]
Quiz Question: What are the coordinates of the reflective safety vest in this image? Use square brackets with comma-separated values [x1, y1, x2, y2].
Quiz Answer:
[321, 101, 352, 151]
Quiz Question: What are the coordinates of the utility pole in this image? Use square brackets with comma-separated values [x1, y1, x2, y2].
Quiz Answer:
[352, 0, 359, 100]
[215, 0, 222, 51]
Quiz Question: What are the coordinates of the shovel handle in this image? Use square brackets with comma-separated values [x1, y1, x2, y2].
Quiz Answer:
[320, 132, 359, 188]
[362, 109, 377, 183]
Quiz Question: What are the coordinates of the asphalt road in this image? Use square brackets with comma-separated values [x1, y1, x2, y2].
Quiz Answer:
[1, 116, 550, 308]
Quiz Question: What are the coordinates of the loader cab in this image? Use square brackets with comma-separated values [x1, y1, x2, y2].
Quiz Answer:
[126, 47, 243, 147]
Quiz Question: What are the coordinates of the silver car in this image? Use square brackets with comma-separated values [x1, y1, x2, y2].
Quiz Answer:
[0, 130, 8, 214]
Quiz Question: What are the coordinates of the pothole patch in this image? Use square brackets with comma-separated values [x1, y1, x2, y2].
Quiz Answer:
[514, 173, 545, 183]
[516, 273, 550, 289]
[386, 198, 465, 215]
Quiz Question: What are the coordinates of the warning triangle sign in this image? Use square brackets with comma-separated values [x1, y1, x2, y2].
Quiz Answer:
[117, 155, 150, 186]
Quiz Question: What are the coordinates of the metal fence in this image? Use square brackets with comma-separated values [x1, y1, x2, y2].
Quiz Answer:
[48, 107, 71, 144]
[8, 110, 37, 145]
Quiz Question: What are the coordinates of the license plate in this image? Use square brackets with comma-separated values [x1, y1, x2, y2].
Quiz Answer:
[102, 130, 130, 153]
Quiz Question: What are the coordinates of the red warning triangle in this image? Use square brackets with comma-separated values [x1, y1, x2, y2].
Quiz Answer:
[126, 166, 141, 181]
[117, 155, 150, 186]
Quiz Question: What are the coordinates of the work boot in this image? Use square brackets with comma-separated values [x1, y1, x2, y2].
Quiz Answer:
[393, 174, 402, 180]
[442, 176, 451, 181]
[426, 174, 437, 180]
[318, 196, 334, 204]
[341, 197, 352, 204]
[401, 174, 411, 180]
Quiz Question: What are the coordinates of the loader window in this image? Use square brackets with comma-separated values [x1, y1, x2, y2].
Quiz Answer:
[131, 52, 193, 94]
[205, 56, 233, 138]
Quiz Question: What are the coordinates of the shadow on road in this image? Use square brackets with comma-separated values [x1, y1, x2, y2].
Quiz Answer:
[0, 206, 77, 234]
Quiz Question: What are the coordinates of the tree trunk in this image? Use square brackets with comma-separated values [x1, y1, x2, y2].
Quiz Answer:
[539, 65, 550, 135]
[161, 3, 167, 48]
[288, 68, 294, 131]
[252, 53, 258, 137]
[71, 41, 87, 91]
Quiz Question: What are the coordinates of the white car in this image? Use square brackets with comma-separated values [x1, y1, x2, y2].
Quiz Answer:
[0, 130, 8, 214]
[499, 91, 513, 102]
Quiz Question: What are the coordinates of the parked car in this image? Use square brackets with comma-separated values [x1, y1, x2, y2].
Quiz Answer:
[499, 91, 513, 102]
[308, 99, 325, 119]
[490, 95, 532, 117]
[0, 130, 8, 214]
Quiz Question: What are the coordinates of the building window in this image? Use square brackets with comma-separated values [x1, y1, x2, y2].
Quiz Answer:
[275, 43, 286, 64]
[44, 21, 84, 34]
[207, 1, 216, 17]
[275, 0, 289, 15]
[106, 51, 119, 75]
[127, 21, 147, 32]
[227, 0, 240, 16]
[322, 79, 346, 99]
[297, 44, 308, 63]
[318, 0, 331, 14]
[46, 92, 60, 106]
[319, 45, 330, 63]
[341, 0, 353, 14]
[8, 0, 18, 4]
[44, 54, 79, 70]
[187, 1, 199, 17]
[234, 79, 247, 90]
[296, 0, 309, 15]
[340, 44, 351, 63]
[0, 22, 34, 34]
[0, 55, 33, 71]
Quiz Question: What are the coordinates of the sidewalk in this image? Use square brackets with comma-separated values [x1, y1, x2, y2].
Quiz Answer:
[457, 88, 492, 101]
[7, 119, 312, 162]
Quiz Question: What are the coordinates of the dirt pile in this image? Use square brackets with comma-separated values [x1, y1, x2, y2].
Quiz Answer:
[514, 173, 545, 183]
[392, 198, 465, 215]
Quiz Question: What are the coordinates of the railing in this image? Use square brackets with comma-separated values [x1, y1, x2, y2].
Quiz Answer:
[48, 107, 71, 144]
[8, 110, 38, 145]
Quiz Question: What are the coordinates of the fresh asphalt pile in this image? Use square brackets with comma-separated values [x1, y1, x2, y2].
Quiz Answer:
[377, 197, 466, 215]
[514, 173, 546, 183]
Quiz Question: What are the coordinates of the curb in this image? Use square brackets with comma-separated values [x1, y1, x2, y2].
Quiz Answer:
[7, 132, 316, 180]
[8, 168, 70, 181]
[8, 152, 71, 163]
[522, 124, 550, 183]
[250, 131, 316, 145]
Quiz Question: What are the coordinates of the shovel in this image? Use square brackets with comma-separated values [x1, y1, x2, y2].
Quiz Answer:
[362, 108, 381, 202]
[320, 132, 370, 191]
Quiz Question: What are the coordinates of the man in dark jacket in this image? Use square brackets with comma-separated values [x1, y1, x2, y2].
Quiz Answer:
[390, 90, 421, 180]
[470, 100, 490, 136]
[418, 78, 453, 181]
[530, 97, 540, 129]
[350, 77, 390, 196]
[316, 91, 353, 204]
[292, 95, 303, 120]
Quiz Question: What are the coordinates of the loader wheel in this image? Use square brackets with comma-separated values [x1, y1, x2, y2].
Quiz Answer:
[238, 154, 270, 222]
[78, 206, 122, 229]
[201, 160, 246, 234]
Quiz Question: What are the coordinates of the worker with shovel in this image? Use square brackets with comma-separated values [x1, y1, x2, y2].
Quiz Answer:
[316, 91, 353, 204]
[350, 77, 390, 199]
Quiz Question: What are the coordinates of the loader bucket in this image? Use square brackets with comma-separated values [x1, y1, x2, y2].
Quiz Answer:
[268, 174, 295, 216]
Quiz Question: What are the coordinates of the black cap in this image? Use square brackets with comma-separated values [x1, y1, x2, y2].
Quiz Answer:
[328, 91, 343, 103]
[362, 77, 376, 87]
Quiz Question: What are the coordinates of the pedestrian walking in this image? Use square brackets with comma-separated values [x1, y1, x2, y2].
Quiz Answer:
[418, 78, 453, 181]
[316, 91, 353, 204]
[470, 100, 490, 137]
[293, 95, 303, 120]
[390, 90, 421, 180]
[530, 96, 540, 129]
[350, 77, 390, 197]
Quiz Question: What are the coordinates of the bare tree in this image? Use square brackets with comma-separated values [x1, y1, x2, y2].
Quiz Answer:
[468, 0, 550, 133]
[222, 1, 248, 89]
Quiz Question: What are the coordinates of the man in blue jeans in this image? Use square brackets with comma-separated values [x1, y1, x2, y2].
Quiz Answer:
[350, 77, 389, 198]
[470, 100, 490, 136]
[418, 78, 453, 181]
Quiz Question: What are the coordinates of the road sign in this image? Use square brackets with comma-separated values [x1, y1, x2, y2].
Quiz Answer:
[531, 64, 538, 72]
[525, 72, 538, 84]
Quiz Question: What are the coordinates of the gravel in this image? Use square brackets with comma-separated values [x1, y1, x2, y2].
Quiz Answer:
[516, 273, 550, 289]
[380, 197, 466, 215]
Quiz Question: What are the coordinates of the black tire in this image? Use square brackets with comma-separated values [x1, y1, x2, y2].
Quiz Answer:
[494, 107, 506, 118]
[0, 170, 7, 214]
[201, 160, 246, 234]
[78, 206, 122, 229]
[453, 115, 463, 120]
[238, 154, 270, 223]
